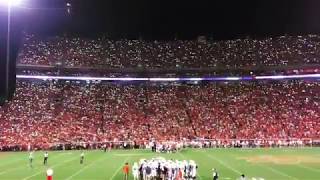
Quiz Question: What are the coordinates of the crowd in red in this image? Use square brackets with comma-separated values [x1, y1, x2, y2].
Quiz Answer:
[0, 80, 319, 150]
[18, 34, 320, 68]
[4, 33, 320, 150]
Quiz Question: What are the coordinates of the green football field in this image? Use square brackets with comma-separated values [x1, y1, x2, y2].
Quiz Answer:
[0, 148, 319, 180]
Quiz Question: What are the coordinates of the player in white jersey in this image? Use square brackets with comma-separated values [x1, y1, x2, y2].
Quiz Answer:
[29, 151, 34, 168]
[151, 161, 157, 178]
[168, 163, 173, 179]
[191, 165, 197, 179]
[171, 163, 177, 180]
[141, 162, 147, 180]
[190, 160, 198, 179]
[132, 162, 139, 180]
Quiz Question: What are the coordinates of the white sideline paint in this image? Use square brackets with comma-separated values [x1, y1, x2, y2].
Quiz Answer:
[207, 154, 242, 175]
[110, 157, 130, 180]
[65, 155, 108, 180]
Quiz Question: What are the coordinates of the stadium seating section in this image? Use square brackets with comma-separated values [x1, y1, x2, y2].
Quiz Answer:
[0, 81, 319, 150]
[18, 34, 320, 68]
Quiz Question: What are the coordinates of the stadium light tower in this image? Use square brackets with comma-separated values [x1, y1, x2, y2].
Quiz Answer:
[0, 0, 22, 99]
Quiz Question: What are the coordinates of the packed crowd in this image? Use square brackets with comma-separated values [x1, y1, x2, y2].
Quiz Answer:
[18, 34, 320, 68]
[0, 80, 319, 150]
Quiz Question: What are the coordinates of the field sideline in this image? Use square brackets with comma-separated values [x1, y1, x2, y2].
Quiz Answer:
[0, 148, 319, 180]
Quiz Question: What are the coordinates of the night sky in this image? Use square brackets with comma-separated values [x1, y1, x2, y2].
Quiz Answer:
[2, 0, 320, 39]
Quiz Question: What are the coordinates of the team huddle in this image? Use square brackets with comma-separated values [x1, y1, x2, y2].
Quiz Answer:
[131, 157, 198, 180]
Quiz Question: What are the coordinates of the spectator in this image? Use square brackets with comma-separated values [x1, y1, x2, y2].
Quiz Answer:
[17, 34, 320, 68]
[0, 80, 318, 150]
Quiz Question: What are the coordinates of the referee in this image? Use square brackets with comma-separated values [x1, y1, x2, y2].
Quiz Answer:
[212, 168, 219, 180]
[80, 151, 85, 164]
[29, 151, 34, 168]
[43, 152, 49, 166]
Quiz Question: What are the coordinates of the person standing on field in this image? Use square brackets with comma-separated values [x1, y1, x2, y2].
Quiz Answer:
[239, 174, 246, 180]
[122, 162, 130, 180]
[29, 151, 34, 168]
[43, 152, 49, 166]
[80, 151, 84, 164]
[132, 162, 139, 180]
[212, 168, 219, 180]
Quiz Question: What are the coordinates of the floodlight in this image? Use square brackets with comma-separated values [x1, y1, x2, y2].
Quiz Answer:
[0, 0, 22, 6]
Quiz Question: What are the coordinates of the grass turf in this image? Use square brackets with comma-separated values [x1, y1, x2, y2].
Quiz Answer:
[0, 148, 319, 180]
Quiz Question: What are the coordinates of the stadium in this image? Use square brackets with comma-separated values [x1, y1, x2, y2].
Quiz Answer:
[0, 0, 319, 180]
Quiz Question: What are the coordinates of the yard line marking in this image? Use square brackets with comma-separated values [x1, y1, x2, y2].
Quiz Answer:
[64, 154, 108, 180]
[0, 152, 66, 175]
[22, 155, 79, 180]
[296, 164, 320, 173]
[207, 154, 242, 175]
[178, 152, 202, 180]
[263, 166, 299, 180]
[109, 157, 130, 180]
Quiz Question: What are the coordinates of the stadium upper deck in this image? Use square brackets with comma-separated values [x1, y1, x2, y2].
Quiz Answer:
[17, 34, 320, 69]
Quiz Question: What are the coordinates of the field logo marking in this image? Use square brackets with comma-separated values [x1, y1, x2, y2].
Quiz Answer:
[231, 154, 299, 180]
[238, 155, 320, 165]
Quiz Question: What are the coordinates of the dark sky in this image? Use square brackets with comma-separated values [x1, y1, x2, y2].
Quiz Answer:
[3, 0, 320, 39]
